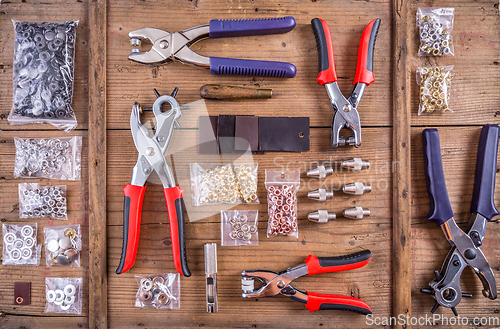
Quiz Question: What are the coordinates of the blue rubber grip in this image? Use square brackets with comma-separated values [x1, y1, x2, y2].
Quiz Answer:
[471, 124, 500, 220]
[209, 17, 296, 38]
[422, 128, 454, 226]
[209, 57, 296, 78]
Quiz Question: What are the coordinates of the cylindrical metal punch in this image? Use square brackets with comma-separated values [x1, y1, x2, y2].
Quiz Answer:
[204, 243, 218, 313]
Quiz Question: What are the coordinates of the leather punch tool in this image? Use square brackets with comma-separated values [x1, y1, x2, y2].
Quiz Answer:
[421, 124, 500, 315]
[128, 17, 297, 78]
[311, 18, 380, 147]
[241, 250, 372, 314]
[116, 88, 191, 277]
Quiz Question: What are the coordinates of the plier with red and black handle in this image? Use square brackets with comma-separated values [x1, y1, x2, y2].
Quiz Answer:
[116, 88, 191, 277]
[241, 250, 372, 315]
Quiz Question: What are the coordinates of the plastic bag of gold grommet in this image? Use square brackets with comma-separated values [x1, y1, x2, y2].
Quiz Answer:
[416, 66, 453, 115]
[417, 8, 454, 56]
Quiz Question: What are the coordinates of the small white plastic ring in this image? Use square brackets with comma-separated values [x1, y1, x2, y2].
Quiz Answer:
[63, 284, 76, 297]
[54, 289, 65, 302]
[23, 237, 35, 248]
[10, 249, 22, 261]
[21, 225, 34, 238]
[64, 295, 75, 305]
[13, 239, 24, 249]
[60, 303, 71, 311]
[21, 247, 32, 259]
[46, 290, 56, 303]
[54, 299, 64, 306]
[3, 233, 16, 245]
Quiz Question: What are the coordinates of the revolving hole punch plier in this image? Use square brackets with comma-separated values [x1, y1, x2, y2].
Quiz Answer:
[311, 18, 381, 147]
[128, 17, 297, 78]
[421, 124, 500, 315]
[241, 250, 372, 315]
[116, 88, 190, 277]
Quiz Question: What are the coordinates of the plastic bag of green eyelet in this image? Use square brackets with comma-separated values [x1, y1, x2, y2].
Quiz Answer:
[44, 225, 81, 267]
[135, 273, 180, 309]
[45, 277, 82, 314]
[265, 169, 300, 238]
[416, 66, 453, 115]
[221, 210, 259, 246]
[19, 183, 68, 220]
[13, 136, 82, 180]
[2, 223, 42, 266]
[417, 8, 454, 56]
[190, 163, 259, 206]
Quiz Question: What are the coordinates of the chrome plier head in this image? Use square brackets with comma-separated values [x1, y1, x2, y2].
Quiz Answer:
[128, 28, 173, 64]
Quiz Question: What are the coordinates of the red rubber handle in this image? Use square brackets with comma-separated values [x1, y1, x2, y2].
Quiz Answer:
[305, 292, 372, 314]
[311, 18, 337, 85]
[164, 186, 191, 277]
[305, 250, 371, 275]
[353, 18, 381, 85]
[116, 184, 146, 274]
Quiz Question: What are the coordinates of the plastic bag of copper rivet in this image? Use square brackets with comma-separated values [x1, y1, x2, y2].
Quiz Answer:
[45, 277, 82, 314]
[135, 273, 180, 309]
[9, 20, 79, 131]
[44, 224, 81, 268]
[417, 8, 454, 56]
[221, 210, 259, 246]
[2, 223, 42, 266]
[190, 162, 259, 206]
[19, 183, 68, 220]
[265, 169, 300, 238]
[13, 136, 82, 180]
[416, 66, 453, 115]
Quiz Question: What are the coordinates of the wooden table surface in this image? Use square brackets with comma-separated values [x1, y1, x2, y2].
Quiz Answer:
[0, 0, 499, 328]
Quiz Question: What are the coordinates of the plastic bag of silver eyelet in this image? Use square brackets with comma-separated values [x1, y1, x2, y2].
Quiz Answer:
[265, 169, 300, 238]
[135, 273, 180, 309]
[9, 20, 79, 132]
[13, 136, 82, 180]
[221, 210, 259, 246]
[44, 225, 81, 267]
[416, 66, 453, 115]
[19, 183, 68, 220]
[45, 277, 82, 314]
[2, 223, 41, 266]
[417, 8, 454, 56]
[190, 163, 259, 206]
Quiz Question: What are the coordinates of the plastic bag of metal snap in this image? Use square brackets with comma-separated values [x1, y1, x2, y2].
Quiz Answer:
[135, 273, 180, 309]
[190, 163, 259, 206]
[45, 277, 82, 314]
[416, 66, 453, 114]
[2, 223, 41, 266]
[221, 210, 259, 246]
[265, 169, 300, 238]
[19, 183, 67, 220]
[44, 225, 81, 267]
[13, 136, 82, 180]
[9, 20, 79, 132]
[417, 8, 454, 56]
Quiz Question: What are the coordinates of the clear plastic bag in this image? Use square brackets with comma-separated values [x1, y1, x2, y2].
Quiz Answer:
[190, 163, 259, 206]
[44, 225, 81, 267]
[13, 136, 82, 180]
[417, 8, 454, 56]
[9, 20, 79, 132]
[45, 277, 82, 314]
[19, 183, 67, 219]
[221, 210, 258, 246]
[135, 273, 180, 309]
[265, 169, 300, 238]
[2, 223, 41, 266]
[416, 66, 453, 114]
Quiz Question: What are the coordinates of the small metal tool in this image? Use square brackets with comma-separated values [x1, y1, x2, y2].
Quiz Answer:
[342, 182, 372, 195]
[306, 158, 370, 179]
[200, 84, 282, 100]
[307, 188, 334, 201]
[308, 210, 336, 223]
[205, 243, 218, 313]
[343, 207, 370, 219]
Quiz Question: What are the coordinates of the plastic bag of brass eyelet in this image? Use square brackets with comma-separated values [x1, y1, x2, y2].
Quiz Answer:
[19, 183, 68, 220]
[9, 20, 79, 131]
[416, 66, 453, 115]
[44, 225, 81, 267]
[265, 169, 300, 238]
[45, 277, 82, 314]
[135, 273, 180, 309]
[13, 136, 82, 180]
[190, 163, 259, 206]
[417, 8, 454, 56]
[221, 210, 259, 246]
[2, 223, 41, 266]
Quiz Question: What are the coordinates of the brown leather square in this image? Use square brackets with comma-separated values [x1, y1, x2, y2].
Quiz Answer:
[14, 282, 30, 305]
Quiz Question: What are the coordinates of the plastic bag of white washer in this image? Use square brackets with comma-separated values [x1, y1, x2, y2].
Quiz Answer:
[2, 223, 41, 266]
[45, 277, 82, 314]
[135, 273, 180, 309]
[9, 20, 79, 131]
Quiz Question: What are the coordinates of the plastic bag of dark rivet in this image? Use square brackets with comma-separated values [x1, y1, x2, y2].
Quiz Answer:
[45, 277, 82, 314]
[221, 210, 259, 246]
[417, 8, 454, 56]
[44, 225, 81, 267]
[135, 273, 180, 309]
[416, 66, 453, 114]
[9, 20, 79, 131]
[13, 136, 82, 180]
[265, 169, 300, 238]
[2, 223, 41, 266]
[19, 183, 68, 220]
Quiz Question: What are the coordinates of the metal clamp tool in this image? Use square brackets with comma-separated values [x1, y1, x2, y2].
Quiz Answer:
[205, 243, 218, 313]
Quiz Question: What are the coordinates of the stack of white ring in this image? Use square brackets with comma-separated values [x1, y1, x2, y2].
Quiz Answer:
[46, 284, 76, 311]
[3, 225, 36, 262]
